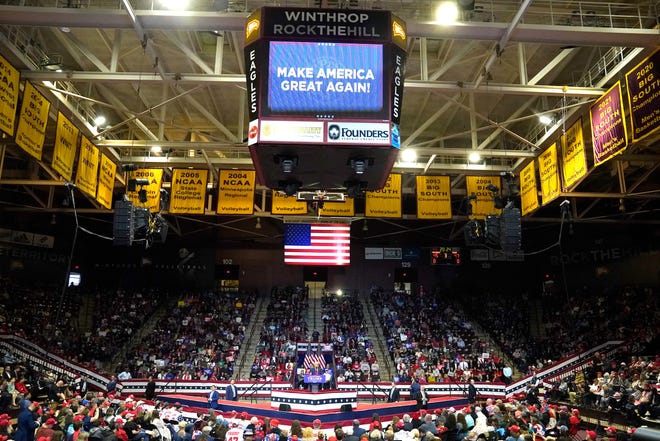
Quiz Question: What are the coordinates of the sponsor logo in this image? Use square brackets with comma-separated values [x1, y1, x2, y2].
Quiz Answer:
[392, 21, 406, 40]
[248, 125, 258, 139]
[326, 122, 390, 144]
[328, 124, 341, 140]
[259, 120, 324, 143]
[391, 124, 400, 148]
[246, 19, 260, 39]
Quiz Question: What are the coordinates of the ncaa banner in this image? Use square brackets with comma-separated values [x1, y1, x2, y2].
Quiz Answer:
[127, 168, 163, 213]
[15, 81, 50, 160]
[538, 143, 560, 205]
[52, 112, 79, 181]
[96, 154, 116, 209]
[217, 170, 256, 215]
[625, 48, 660, 142]
[272, 190, 307, 214]
[0, 53, 20, 136]
[320, 198, 355, 217]
[561, 118, 587, 190]
[366, 173, 401, 218]
[170, 169, 208, 214]
[465, 176, 501, 219]
[416, 175, 451, 219]
[590, 82, 628, 166]
[519, 161, 539, 216]
[75, 135, 99, 198]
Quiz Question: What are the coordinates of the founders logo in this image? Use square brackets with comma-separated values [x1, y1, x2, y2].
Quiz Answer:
[328, 124, 341, 140]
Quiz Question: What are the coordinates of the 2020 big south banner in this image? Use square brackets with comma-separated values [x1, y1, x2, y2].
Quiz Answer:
[625, 48, 660, 142]
[560, 118, 587, 190]
[416, 175, 451, 219]
[170, 169, 208, 214]
[217, 170, 255, 215]
[52, 112, 80, 181]
[0, 53, 20, 137]
[590, 82, 628, 166]
[465, 176, 501, 219]
[366, 173, 401, 218]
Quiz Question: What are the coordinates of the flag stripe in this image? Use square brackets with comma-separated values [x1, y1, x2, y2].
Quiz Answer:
[284, 223, 351, 266]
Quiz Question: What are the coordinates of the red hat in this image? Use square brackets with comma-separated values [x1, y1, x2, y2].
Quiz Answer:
[291, 437, 298, 441]
[0, 420, 11, 427]
[605, 427, 617, 434]
[571, 409, 580, 415]
[313, 419, 321, 426]
[586, 431, 597, 440]
[396, 421, 404, 429]
[509, 425, 521, 433]
[240, 411, 249, 419]
[74, 415, 85, 422]
[45, 418, 58, 426]
[115, 418, 124, 425]
[0, 435, 7, 441]
[32, 401, 41, 408]
[271, 419, 279, 428]
[328, 437, 337, 441]
[0, 414, 9, 419]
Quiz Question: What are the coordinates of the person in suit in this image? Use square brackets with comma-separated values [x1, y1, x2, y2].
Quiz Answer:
[416, 385, 429, 410]
[225, 379, 238, 401]
[388, 381, 401, 402]
[145, 376, 156, 401]
[468, 378, 478, 404]
[208, 384, 221, 409]
[309, 362, 323, 375]
[410, 377, 421, 402]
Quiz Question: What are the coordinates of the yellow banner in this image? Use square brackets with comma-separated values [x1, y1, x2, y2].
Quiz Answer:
[15, 81, 50, 160]
[366, 173, 402, 218]
[52, 112, 79, 181]
[271, 190, 307, 214]
[96, 154, 116, 209]
[127, 168, 163, 213]
[217, 170, 256, 215]
[561, 118, 587, 190]
[416, 175, 452, 219]
[169, 169, 208, 214]
[538, 143, 560, 205]
[320, 198, 355, 217]
[520, 160, 539, 216]
[0, 53, 20, 136]
[465, 176, 501, 219]
[75, 135, 99, 198]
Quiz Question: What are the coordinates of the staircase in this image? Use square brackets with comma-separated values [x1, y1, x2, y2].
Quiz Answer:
[235, 296, 267, 379]
[361, 297, 394, 381]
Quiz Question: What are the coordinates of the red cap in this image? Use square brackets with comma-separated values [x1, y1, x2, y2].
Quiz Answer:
[0, 421, 11, 427]
[115, 418, 124, 425]
[509, 426, 521, 433]
[586, 431, 597, 440]
[271, 419, 279, 428]
[397, 421, 404, 429]
[74, 415, 85, 422]
[45, 418, 58, 426]
[605, 427, 617, 434]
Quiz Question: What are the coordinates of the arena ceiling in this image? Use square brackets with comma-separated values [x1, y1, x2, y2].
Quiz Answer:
[0, 0, 658, 245]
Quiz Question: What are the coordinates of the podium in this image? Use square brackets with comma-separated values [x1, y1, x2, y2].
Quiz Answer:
[304, 374, 327, 393]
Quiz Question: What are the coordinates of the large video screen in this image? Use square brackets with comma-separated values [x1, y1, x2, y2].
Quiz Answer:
[267, 41, 385, 117]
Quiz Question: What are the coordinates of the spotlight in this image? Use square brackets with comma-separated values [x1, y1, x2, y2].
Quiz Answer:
[274, 155, 298, 173]
[255, 217, 262, 229]
[486, 183, 499, 193]
[138, 189, 148, 204]
[539, 114, 553, 125]
[344, 180, 367, 199]
[278, 180, 302, 197]
[94, 115, 106, 127]
[128, 178, 150, 192]
[436, 1, 459, 24]
[400, 149, 417, 163]
[468, 151, 481, 163]
[349, 158, 372, 175]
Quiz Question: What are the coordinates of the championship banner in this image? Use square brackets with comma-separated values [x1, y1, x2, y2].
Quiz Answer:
[75, 135, 99, 198]
[0, 53, 20, 136]
[416, 175, 451, 219]
[365, 173, 401, 218]
[52, 112, 79, 181]
[320, 198, 354, 217]
[465, 176, 501, 219]
[169, 169, 208, 214]
[519, 160, 539, 216]
[127, 168, 163, 213]
[560, 118, 587, 190]
[96, 154, 116, 210]
[538, 143, 560, 205]
[625, 48, 660, 142]
[217, 170, 256, 215]
[590, 82, 628, 167]
[271, 190, 307, 215]
[15, 81, 50, 160]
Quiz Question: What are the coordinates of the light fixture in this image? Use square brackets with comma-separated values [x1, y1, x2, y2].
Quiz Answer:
[161, 0, 188, 10]
[255, 217, 261, 229]
[151, 145, 162, 153]
[336, 289, 343, 296]
[275, 155, 298, 173]
[94, 115, 106, 127]
[40, 55, 63, 71]
[539, 114, 553, 125]
[436, 1, 460, 24]
[468, 151, 481, 163]
[400, 149, 417, 163]
[350, 158, 372, 175]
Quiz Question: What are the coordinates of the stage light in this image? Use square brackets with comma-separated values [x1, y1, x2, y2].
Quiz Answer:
[539, 114, 553, 125]
[436, 1, 459, 24]
[468, 151, 481, 163]
[94, 115, 106, 127]
[350, 158, 369, 175]
[275, 155, 298, 173]
[400, 149, 417, 163]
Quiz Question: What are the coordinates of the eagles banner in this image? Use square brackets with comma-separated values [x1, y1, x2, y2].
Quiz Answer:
[590, 82, 628, 167]
[15, 81, 50, 160]
[127, 168, 163, 213]
[0, 53, 20, 136]
[366, 173, 401, 218]
[538, 143, 560, 205]
[96, 154, 116, 209]
[52, 112, 80, 181]
[561, 118, 587, 190]
[170, 169, 208, 214]
[320, 198, 355, 217]
[217, 170, 256, 215]
[75, 135, 99, 198]
[520, 160, 539, 216]
[272, 190, 307, 214]
[625, 48, 660, 142]
[416, 175, 451, 219]
[465, 176, 501, 219]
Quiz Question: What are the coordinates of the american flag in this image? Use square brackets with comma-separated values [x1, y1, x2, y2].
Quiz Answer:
[303, 353, 327, 370]
[284, 223, 350, 266]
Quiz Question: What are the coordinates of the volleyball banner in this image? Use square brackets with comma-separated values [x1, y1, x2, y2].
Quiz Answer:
[272, 190, 307, 214]
[15, 81, 50, 160]
[75, 135, 99, 198]
[0, 53, 20, 137]
[365, 173, 401, 218]
[52, 112, 79, 181]
[590, 82, 628, 167]
[127, 168, 163, 213]
[538, 143, 560, 205]
[217, 170, 256, 215]
[561, 118, 587, 190]
[465, 176, 501, 219]
[320, 198, 354, 217]
[520, 160, 539, 216]
[96, 154, 116, 209]
[416, 175, 451, 219]
[170, 169, 208, 214]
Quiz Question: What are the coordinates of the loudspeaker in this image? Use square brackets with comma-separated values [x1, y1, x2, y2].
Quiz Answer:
[340, 404, 352, 412]
[113, 199, 134, 246]
[279, 404, 291, 411]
